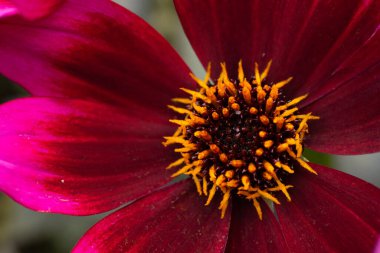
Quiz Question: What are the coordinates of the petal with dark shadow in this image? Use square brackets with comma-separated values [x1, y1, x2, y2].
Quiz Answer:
[225, 198, 289, 253]
[174, 0, 379, 98]
[304, 61, 380, 154]
[73, 180, 231, 253]
[276, 163, 380, 253]
[0, 97, 175, 215]
[0, 0, 192, 114]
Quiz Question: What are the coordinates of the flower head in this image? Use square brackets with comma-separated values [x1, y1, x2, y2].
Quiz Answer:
[164, 61, 320, 219]
[0, 0, 379, 252]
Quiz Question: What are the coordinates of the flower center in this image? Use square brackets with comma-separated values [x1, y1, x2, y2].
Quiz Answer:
[163, 61, 319, 219]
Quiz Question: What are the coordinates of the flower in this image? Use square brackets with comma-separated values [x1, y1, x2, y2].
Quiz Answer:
[0, 0, 379, 252]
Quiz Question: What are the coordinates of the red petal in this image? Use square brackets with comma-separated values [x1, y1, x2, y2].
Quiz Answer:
[0, 0, 63, 19]
[375, 237, 380, 253]
[0, 0, 17, 18]
[73, 180, 231, 253]
[305, 62, 380, 154]
[0, 98, 174, 215]
[276, 163, 380, 252]
[174, 0, 267, 79]
[174, 0, 379, 95]
[225, 198, 289, 253]
[296, 7, 380, 101]
[0, 0, 192, 114]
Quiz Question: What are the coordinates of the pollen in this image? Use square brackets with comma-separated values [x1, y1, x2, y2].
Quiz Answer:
[163, 61, 319, 219]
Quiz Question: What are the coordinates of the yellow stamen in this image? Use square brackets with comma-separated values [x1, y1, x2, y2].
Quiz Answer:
[219, 189, 231, 218]
[220, 63, 237, 95]
[281, 163, 294, 174]
[169, 119, 190, 126]
[254, 62, 262, 87]
[259, 131, 267, 138]
[226, 180, 239, 188]
[241, 175, 250, 190]
[216, 174, 226, 186]
[257, 87, 267, 103]
[253, 198, 263, 220]
[171, 162, 198, 177]
[286, 138, 296, 145]
[261, 60, 272, 81]
[269, 86, 279, 100]
[286, 147, 297, 158]
[285, 123, 294, 131]
[280, 107, 299, 118]
[295, 115, 320, 120]
[263, 140, 274, 149]
[194, 130, 212, 141]
[249, 107, 258, 115]
[248, 163, 257, 173]
[257, 189, 280, 204]
[231, 103, 240, 111]
[209, 165, 217, 181]
[260, 115, 270, 125]
[273, 77, 293, 89]
[296, 113, 312, 134]
[172, 98, 192, 104]
[198, 150, 211, 160]
[219, 153, 228, 163]
[202, 177, 208, 196]
[270, 77, 293, 100]
[228, 96, 235, 105]
[272, 172, 291, 201]
[277, 143, 289, 153]
[297, 158, 318, 175]
[276, 94, 308, 112]
[205, 183, 217, 206]
[174, 146, 197, 153]
[189, 62, 211, 90]
[263, 172, 273, 180]
[180, 88, 211, 103]
[242, 86, 252, 104]
[238, 60, 245, 83]
[266, 97, 274, 112]
[167, 105, 192, 115]
[206, 86, 217, 103]
[162, 136, 188, 146]
[188, 166, 202, 195]
[166, 158, 185, 169]
[225, 170, 235, 179]
[217, 78, 226, 97]
[189, 115, 207, 125]
[192, 102, 208, 115]
[255, 148, 264, 156]
[190, 73, 208, 90]
[222, 108, 230, 117]
[230, 160, 245, 168]
[209, 144, 220, 154]
[295, 133, 302, 157]
[212, 112, 219, 120]
[273, 116, 285, 130]
[263, 161, 275, 173]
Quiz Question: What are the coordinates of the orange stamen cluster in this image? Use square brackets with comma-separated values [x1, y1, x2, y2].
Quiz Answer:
[163, 61, 319, 219]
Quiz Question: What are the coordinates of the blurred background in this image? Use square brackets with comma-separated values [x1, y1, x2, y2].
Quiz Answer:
[0, 1, 379, 252]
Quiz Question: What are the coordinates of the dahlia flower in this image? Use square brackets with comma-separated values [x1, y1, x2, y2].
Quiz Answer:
[0, 0, 379, 252]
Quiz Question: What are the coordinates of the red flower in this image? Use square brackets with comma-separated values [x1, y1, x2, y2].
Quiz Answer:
[0, 0, 379, 252]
